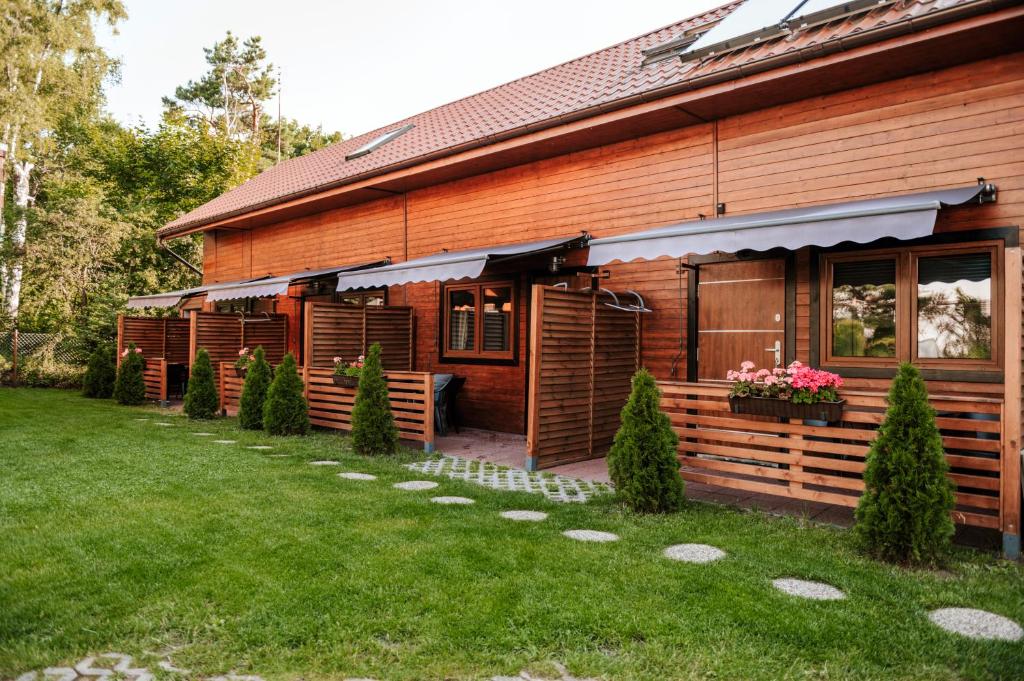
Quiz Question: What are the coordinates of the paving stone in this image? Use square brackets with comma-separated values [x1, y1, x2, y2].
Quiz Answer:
[500, 510, 548, 521]
[431, 496, 475, 505]
[663, 543, 726, 564]
[338, 472, 377, 480]
[155, 422, 174, 427]
[928, 608, 1023, 641]
[192, 432, 214, 436]
[309, 460, 341, 465]
[563, 529, 619, 543]
[268, 454, 292, 457]
[772, 578, 846, 600]
[393, 480, 439, 491]
[212, 440, 237, 444]
[133, 418, 150, 422]
[246, 445, 273, 450]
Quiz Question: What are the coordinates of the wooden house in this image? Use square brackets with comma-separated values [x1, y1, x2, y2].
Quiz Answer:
[128, 0, 1024, 554]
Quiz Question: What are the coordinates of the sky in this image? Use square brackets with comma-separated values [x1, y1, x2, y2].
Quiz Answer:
[96, 0, 725, 139]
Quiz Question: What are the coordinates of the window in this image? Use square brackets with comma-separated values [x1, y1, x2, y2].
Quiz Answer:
[215, 298, 276, 314]
[443, 281, 515, 360]
[821, 243, 1000, 369]
[338, 289, 386, 307]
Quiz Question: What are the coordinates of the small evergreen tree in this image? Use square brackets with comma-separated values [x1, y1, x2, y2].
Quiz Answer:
[83, 344, 116, 398]
[184, 349, 219, 419]
[854, 363, 956, 565]
[113, 343, 146, 405]
[607, 368, 685, 513]
[238, 346, 271, 430]
[351, 342, 398, 455]
[263, 352, 309, 436]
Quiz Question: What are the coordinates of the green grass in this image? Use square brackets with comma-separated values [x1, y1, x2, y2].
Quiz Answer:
[1, 388, 1022, 680]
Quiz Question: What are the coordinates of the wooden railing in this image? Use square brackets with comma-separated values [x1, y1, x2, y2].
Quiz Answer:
[218, 363, 434, 450]
[658, 381, 1011, 531]
[143, 358, 168, 403]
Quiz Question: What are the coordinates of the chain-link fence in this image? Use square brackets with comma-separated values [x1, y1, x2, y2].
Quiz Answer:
[0, 331, 85, 365]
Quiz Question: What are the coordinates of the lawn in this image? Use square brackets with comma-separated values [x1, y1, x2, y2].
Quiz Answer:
[1, 388, 1022, 680]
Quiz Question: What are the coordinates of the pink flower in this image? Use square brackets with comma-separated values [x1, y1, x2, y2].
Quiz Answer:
[740, 360, 755, 371]
[333, 356, 343, 364]
[134, 348, 142, 354]
[726, 370, 739, 381]
[121, 349, 129, 357]
[238, 347, 249, 356]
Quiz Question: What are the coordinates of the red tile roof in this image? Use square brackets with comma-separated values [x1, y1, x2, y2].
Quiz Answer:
[160, 0, 982, 237]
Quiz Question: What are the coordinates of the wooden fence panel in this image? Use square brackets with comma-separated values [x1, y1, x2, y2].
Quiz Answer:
[366, 307, 414, 371]
[305, 302, 414, 371]
[117, 316, 165, 362]
[593, 302, 641, 453]
[242, 316, 288, 364]
[165, 319, 191, 364]
[142, 359, 167, 402]
[192, 312, 242, 367]
[219, 363, 244, 415]
[658, 381, 1006, 530]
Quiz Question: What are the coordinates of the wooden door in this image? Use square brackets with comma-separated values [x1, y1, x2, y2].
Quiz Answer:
[697, 259, 785, 380]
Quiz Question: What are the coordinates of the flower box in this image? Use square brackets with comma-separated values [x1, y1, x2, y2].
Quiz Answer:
[728, 395, 845, 422]
[332, 374, 359, 388]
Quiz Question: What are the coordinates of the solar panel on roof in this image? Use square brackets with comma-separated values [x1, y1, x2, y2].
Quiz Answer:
[683, 0, 801, 57]
[789, 0, 887, 23]
[344, 123, 415, 161]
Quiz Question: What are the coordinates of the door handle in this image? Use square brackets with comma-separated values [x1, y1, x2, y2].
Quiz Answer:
[764, 340, 781, 367]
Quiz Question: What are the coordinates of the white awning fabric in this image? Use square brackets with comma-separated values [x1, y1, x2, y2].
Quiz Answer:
[126, 286, 205, 309]
[335, 236, 586, 291]
[586, 184, 995, 266]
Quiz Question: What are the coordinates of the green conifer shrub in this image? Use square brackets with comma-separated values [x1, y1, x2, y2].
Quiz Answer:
[238, 346, 271, 430]
[184, 349, 219, 419]
[350, 342, 399, 455]
[113, 343, 146, 405]
[607, 368, 685, 513]
[854, 362, 956, 565]
[263, 352, 309, 436]
[83, 344, 116, 398]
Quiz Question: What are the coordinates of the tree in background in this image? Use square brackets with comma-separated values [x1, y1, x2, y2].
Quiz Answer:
[238, 346, 271, 430]
[184, 349, 219, 419]
[82, 343, 115, 398]
[113, 342, 145, 405]
[607, 368, 685, 513]
[351, 343, 398, 455]
[854, 363, 956, 565]
[263, 352, 309, 436]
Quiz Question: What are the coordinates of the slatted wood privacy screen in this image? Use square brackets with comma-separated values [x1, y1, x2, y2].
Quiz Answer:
[143, 359, 168, 402]
[117, 316, 190, 365]
[527, 286, 640, 470]
[658, 381, 1007, 530]
[191, 312, 288, 367]
[218, 363, 434, 447]
[304, 302, 414, 371]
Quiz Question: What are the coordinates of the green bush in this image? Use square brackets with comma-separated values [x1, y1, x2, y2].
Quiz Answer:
[82, 344, 116, 398]
[184, 349, 219, 419]
[7, 355, 85, 389]
[113, 343, 146, 405]
[854, 362, 956, 565]
[263, 352, 309, 436]
[607, 368, 685, 513]
[238, 346, 271, 430]
[351, 343, 398, 455]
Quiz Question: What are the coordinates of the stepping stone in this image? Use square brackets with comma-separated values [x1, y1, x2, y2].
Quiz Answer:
[338, 472, 377, 481]
[269, 454, 292, 458]
[928, 608, 1023, 641]
[133, 418, 150, 421]
[246, 445, 273, 450]
[663, 543, 726, 564]
[500, 510, 548, 521]
[155, 422, 174, 427]
[309, 460, 340, 466]
[431, 496, 475, 505]
[393, 480, 438, 491]
[192, 432, 213, 436]
[563, 529, 619, 543]
[772, 578, 846, 600]
[212, 440, 237, 444]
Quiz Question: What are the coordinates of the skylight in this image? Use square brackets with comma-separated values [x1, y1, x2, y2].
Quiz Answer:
[345, 123, 415, 161]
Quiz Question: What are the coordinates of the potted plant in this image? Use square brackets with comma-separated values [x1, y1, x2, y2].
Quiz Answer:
[234, 347, 254, 377]
[332, 355, 364, 387]
[726, 360, 845, 422]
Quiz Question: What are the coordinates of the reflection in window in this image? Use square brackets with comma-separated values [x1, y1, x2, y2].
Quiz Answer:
[917, 254, 992, 359]
[831, 259, 897, 357]
[448, 289, 476, 351]
[482, 286, 512, 352]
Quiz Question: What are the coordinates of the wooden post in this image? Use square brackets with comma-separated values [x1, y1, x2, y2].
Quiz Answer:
[1000, 246, 1021, 559]
[218, 362, 226, 415]
[11, 326, 18, 384]
[159, 359, 169, 405]
[423, 372, 435, 453]
[303, 301, 315, 367]
[789, 418, 804, 492]
[116, 314, 125, 367]
[525, 284, 544, 470]
[188, 313, 198, 376]
[161, 318, 168, 360]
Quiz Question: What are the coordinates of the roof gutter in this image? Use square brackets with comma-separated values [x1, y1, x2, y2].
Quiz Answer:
[159, 0, 1014, 240]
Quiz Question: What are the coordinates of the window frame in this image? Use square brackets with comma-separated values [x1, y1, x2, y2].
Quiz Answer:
[441, 279, 517, 362]
[819, 240, 1002, 371]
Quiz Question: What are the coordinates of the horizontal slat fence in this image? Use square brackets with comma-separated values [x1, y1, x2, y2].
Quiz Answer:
[218, 363, 434, 448]
[143, 359, 168, 402]
[304, 302, 414, 371]
[242, 316, 288, 365]
[192, 312, 288, 369]
[658, 381, 1006, 530]
[117, 316, 190, 366]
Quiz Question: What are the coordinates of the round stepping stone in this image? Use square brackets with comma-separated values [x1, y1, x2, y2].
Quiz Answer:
[663, 543, 726, 564]
[393, 480, 438, 491]
[431, 496, 475, 505]
[563, 529, 619, 543]
[269, 454, 291, 458]
[338, 472, 377, 481]
[133, 418, 150, 421]
[500, 510, 548, 522]
[928, 608, 1023, 641]
[772, 578, 846, 600]
[212, 440, 237, 444]
[309, 460, 340, 466]
[192, 432, 213, 436]
[155, 422, 174, 427]
[246, 445, 273, 450]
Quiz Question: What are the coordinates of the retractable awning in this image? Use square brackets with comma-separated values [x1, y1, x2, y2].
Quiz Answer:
[587, 184, 996, 266]
[205, 260, 390, 302]
[336, 236, 587, 291]
[126, 286, 206, 309]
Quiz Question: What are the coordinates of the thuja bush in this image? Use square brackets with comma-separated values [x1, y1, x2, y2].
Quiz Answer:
[238, 346, 271, 430]
[351, 343, 398, 455]
[83, 344, 117, 398]
[854, 362, 956, 565]
[113, 343, 146, 405]
[263, 352, 309, 436]
[607, 368, 685, 513]
[184, 349, 219, 419]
